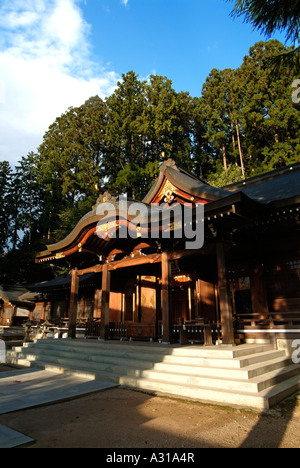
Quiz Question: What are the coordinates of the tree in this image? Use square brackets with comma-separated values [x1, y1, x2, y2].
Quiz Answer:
[104, 72, 194, 199]
[13, 152, 45, 248]
[0, 161, 13, 253]
[36, 96, 107, 240]
[104, 71, 148, 199]
[199, 68, 246, 175]
[192, 97, 214, 180]
[143, 75, 193, 171]
[196, 40, 299, 182]
[207, 164, 244, 188]
[198, 69, 229, 171]
[238, 40, 300, 171]
[228, 0, 300, 71]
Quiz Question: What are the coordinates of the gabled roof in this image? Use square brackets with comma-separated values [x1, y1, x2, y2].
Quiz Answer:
[35, 159, 300, 264]
[225, 162, 300, 205]
[143, 159, 231, 205]
[36, 193, 150, 263]
[0, 285, 34, 307]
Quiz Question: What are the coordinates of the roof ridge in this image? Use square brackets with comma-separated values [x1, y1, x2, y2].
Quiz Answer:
[223, 162, 300, 191]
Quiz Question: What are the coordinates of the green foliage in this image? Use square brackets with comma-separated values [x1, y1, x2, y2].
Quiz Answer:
[207, 164, 244, 188]
[228, 0, 300, 72]
[0, 161, 13, 253]
[55, 195, 98, 242]
[229, 0, 300, 43]
[199, 40, 299, 180]
[104, 72, 194, 198]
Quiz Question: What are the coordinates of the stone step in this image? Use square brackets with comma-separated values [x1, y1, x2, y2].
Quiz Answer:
[7, 349, 299, 394]
[20, 339, 274, 360]
[16, 340, 280, 370]
[7, 339, 300, 411]
[7, 347, 290, 382]
[9, 355, 300, 410]
[118, 374, 300, 411]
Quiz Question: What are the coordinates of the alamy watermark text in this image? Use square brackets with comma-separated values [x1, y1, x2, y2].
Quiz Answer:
[96, 195, 205, 250]
[292, 79, 300, 104]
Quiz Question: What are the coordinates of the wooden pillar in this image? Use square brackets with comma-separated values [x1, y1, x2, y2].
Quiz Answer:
[99, 264, 111, 341]
[68, 269, 79, 339]
[216, 242, 235, 345]
[161, 252, 173, 343]
[195, 278, 201, 319]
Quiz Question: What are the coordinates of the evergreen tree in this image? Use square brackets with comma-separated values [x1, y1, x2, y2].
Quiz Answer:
[104, 72, 194, 198]
[238, 40, 299, 171]
[104, 71, 148, 199]
[199, 68, 245, 175]
[192, 97, 214, 180]
[0, 161, 13, 253]
[228, 0, 300, 71]
[36, 96, 107, 240]
[143, 75, 193, 169]
[13, 152, 45, 247]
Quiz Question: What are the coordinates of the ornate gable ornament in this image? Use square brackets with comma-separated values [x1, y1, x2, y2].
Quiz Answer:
[162, 180, 177, 204]
[93, 191, 118, 209]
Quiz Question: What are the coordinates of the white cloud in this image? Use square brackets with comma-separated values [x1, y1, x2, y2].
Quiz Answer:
[0, 0, 119, 165]
[121, 0, 129, 7]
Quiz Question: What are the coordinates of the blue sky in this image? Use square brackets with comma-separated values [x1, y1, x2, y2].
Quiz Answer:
[0, 0, 288, 165]
[83, 0, 286, 97]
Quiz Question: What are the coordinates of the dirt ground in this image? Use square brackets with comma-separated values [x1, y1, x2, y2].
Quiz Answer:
[1, 365, 300, 448]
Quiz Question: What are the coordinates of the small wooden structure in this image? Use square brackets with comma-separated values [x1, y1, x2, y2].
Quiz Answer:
[0, 286, 34, 326]
[29, 160, 300, 348]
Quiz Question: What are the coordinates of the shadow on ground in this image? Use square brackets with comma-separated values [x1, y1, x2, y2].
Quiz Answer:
[0, 386, 299, 448]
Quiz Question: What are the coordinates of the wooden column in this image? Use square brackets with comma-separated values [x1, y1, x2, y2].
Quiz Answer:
[216, 242, 235, 345]
[161, 251, 173, 343]
[99, 264, 111, 341]
[68, 268, 79, 339]
[194, 278, 201, 319]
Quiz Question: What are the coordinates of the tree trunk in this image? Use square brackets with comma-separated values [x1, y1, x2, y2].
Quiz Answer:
[231, 121, 237, 160]
[235, 121, 246, 179]
[222, 144, 228, 171]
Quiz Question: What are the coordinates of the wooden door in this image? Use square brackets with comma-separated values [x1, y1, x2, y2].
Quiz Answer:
[172, 288, 188, 323]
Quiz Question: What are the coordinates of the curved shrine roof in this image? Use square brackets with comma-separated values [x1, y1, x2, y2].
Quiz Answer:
[36, 160, 300, 264]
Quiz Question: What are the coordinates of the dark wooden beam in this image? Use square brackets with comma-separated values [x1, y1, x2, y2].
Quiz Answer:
[77, 264, 103, 277]
[110, 253, 162, 271]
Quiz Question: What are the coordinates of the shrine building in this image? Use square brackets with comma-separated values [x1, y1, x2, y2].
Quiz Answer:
[29, 159, 300, 351]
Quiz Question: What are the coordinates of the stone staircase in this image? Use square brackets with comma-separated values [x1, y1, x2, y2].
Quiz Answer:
[6, 339, 300, 411]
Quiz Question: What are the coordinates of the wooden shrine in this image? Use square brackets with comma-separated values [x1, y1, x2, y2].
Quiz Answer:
[30, 160, 300, 348]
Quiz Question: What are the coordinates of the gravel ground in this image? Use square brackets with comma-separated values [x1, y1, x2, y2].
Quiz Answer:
[0, 368, 300, 449]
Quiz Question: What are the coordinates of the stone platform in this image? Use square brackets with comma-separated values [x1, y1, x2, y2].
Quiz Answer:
[7, 339, 300, 411]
